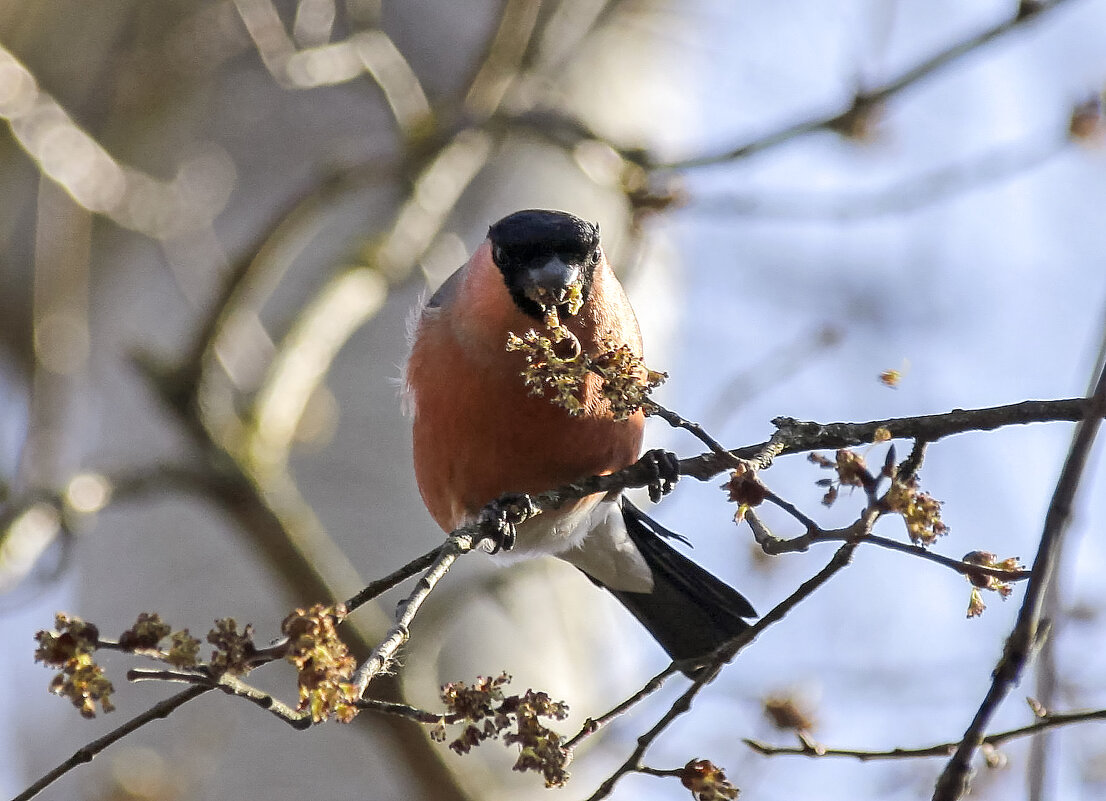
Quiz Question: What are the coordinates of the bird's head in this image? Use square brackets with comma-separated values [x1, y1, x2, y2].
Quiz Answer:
[487, 209, 602, 321]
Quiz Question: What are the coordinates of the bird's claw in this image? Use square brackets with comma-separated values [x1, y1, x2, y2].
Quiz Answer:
[479, 493, 536, 554]
[642, 448, 680, 503]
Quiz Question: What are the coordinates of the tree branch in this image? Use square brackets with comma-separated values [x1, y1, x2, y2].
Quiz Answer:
[585, 518, 871, 800]
[681, 398, 1098, 481]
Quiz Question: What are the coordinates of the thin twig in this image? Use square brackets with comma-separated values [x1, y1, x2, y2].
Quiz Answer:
[646, 401, 737, 461]
[561, 665, 679, 756]
[748, 509, 1031, 583]
[933, 364, 1106, 800]
[746, 707, 1106, 761]
[352, 531, 482, 696]
[517, 395, 1093, 514]
[12, 686, 211, 801]
[126, 658, 474, 728]
[343, 544, 444, 614]
[763, 490, 821, 532]
[354, 697, 466, 725]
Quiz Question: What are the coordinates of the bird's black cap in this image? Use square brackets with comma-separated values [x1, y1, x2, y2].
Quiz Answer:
[488, 209, 602, 320]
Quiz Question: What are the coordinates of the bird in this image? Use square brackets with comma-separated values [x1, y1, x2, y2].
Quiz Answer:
[404, 209, 755, 671]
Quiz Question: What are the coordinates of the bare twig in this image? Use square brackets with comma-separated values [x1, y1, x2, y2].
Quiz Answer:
[561, 665, 679, 756]
[762, 491, 821, 532]
[745, 707, 1106, 761]
[351, 530, 484, 696]
[353, 698, 466, 726]
[933, 364, 1106, 800]
[343, 545, 445, 614]
[646, 400, 740, 463]
[747, 508, 1030, 584]
[336, 396, 1094, 669]
[12, 686, 211, 801]
[690, 134, 1064, 220]
[24, 395, 1089, 801]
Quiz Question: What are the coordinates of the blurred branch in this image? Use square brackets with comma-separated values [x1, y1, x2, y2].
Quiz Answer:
[0, 495, 65, 595]
[175, 168, 394, 405]
[689, 134, 1065, 221]
[464, 0, 632, 120]
[651, 0, 1079, 171]
[529, 0, 625, 76]
[463, 0, 543, 119]
[292, 0, 336, 48]
[246, 128, 491, 469]
[369, 128, 494, 282]
[745, 706, 1106, 761]
[106, 462, 229, 503]
[233, 0, 431, 137]
[705, 326, 842, 427]
[0, 180, 91, 594]
[0, 44, 231, 238]
[247, 267, 387, 467]
[933, 354, 1106, 800]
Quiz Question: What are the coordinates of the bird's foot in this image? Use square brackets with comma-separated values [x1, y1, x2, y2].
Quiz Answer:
[641, 448, 680, 503]
[478, 493, 536, 554]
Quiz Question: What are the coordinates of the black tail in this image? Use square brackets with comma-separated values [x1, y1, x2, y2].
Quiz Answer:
[604, 500, 756, 674]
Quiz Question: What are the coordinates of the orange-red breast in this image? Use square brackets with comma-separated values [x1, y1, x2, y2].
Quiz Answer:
[405, 209, 754, 669]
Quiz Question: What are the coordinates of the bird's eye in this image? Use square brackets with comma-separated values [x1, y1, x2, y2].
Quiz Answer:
[589, 248, 601, 265]
[493, 244, 505, 264]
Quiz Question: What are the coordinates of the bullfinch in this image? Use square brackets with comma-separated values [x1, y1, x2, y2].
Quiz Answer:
[405, 209, 755, 670]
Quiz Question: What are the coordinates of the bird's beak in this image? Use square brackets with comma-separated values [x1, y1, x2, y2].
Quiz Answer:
[521, 256, 583, 312]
